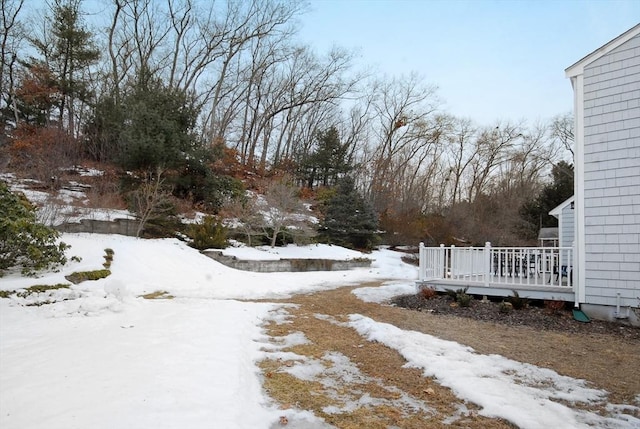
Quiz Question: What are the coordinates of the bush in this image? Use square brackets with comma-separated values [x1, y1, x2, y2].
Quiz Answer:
[0, 181, 69, 277]
[188, 216, 228, 250]
[456, 290, 473, 307]
[103, 248, 114, 268]
[444, 287, 472, 307]
[419, 287, 437, 300]
[508, 290, 529, 310]
[444, 287, 463, 301]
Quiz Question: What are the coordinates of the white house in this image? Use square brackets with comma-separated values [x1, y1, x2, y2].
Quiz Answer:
[565, 23, 640, 324]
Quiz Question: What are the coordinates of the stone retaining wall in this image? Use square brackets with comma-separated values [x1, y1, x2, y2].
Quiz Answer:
[202, 250, 371, 272]
[55, 218, 139, 236]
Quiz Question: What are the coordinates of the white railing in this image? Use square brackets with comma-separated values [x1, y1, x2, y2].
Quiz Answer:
[419, 242, 573, 288]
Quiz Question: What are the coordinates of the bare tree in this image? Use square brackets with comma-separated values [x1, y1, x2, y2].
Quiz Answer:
[550, 112, 574, 160]
[359, 73, 440, 214]
[466, 122, 523, 202]
[259, 178, 308, 247]
[0, 0, 24, 131]
[443, 116, 476, 206]
[222, 193, 262, 246]
[128, 168, 172, 238]
[239, 45, 359, 172]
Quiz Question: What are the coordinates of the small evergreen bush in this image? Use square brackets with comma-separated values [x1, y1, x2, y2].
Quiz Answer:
[444, 288, 463, 301]
[444, 287, 472, 307]
[188, 216, 228, 250]
[0, 181, 69, 277]
[456, 290, 473, 307]
[508, 290, 528, 310]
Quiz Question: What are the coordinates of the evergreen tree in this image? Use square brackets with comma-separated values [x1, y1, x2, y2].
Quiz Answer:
[319, 176, 379, 250]
[0, 181, 69, 276]
[118, 72, 200, 172]
[301, 126, 351, 188]
[519, 161, 574, 239]
[29, 0, 100, 134]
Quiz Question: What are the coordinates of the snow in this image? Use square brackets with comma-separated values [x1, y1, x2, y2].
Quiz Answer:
[349, 315, 639, 429]
[1, 233, 639, 428]
[221, 242, 370, 261]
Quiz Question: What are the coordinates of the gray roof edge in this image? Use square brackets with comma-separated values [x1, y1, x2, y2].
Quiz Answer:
[565, 23, 640, 77]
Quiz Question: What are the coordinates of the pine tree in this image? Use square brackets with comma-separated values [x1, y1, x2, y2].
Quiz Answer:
[302, 126, 351, 188]
[118, 72, 200, 172]
[29, 0, 100, 134]
[319, 176, 379, 250]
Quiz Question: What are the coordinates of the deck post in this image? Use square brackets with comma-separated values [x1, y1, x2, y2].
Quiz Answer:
[418, 242, 425, 281]
[440, 244, 445, 278]
[449, 244, 455, 277]
[484, 242, 491, 286]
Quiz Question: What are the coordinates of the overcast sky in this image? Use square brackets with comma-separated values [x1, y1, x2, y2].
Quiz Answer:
[296, 0, 640, 125]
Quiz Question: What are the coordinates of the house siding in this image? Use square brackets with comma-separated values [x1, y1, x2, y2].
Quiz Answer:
[582, 33, 640, 307]
[559, 203, 574, 268]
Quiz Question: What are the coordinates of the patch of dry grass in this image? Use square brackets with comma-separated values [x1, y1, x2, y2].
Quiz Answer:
[259, 285, 516, 428]
[140, 290, 174, 299]
[257, 283, 640, 427]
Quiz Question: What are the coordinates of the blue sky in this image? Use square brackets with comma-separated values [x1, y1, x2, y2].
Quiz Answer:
[296, 0, 640, 125]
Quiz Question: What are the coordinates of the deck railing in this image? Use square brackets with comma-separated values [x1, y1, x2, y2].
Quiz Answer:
[418, 242, 573, 288]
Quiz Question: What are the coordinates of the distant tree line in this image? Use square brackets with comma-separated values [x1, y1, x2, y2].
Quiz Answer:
[0, 0, 574, 249]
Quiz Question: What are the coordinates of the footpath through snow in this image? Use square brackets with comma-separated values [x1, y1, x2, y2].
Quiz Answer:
[1, 234, 639, 428]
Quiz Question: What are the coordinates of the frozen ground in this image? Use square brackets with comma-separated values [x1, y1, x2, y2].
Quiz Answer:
[1, 236, 638, 428]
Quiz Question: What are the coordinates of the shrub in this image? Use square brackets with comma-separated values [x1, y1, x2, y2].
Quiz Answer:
[188, 216, 228, 250]
[445, 287, 472, 307]
[444, 288, 459, 301]
[419, 287, 437, 300]
[0, 181, 69, 277]
[456, 290, 473, 307]
[103, 248, 115, 268]
[444, 287, 468, 301]
[508, 290, 528, 310]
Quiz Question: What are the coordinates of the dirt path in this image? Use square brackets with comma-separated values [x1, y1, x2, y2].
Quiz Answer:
[258, 283, 640, 428]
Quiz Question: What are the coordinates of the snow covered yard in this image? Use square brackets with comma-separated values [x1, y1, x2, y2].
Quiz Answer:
[1, 234, 639, 428]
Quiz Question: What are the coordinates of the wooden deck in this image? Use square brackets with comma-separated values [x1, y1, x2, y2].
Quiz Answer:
[417, 273, 575, 302]
[417, 243, 576, 302]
